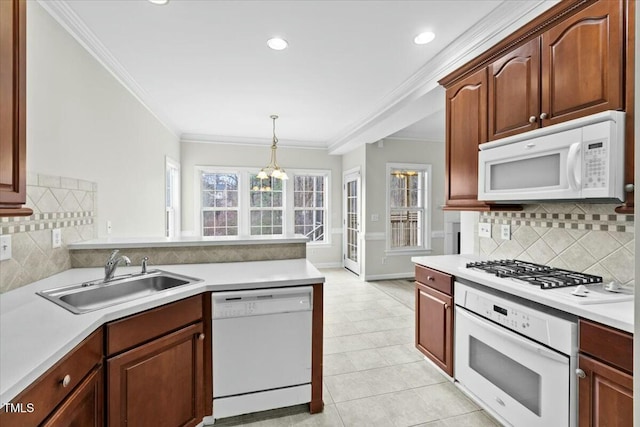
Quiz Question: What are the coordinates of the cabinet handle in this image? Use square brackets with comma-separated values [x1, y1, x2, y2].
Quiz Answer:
[427, 276, 435, 281]
[444, 303, 450, 310]
[540, 112, 548, 120]
[624, 183, 634, 193]
[528, 116, 537, 123]
[576, 369, 586, 379]
[61, 374, 71, 388]
[198, 333, 205, 341]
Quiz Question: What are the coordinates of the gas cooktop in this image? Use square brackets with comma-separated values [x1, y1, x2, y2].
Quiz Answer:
[466, 259, 603, 290]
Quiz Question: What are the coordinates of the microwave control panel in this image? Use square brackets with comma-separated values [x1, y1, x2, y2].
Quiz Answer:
[584, 140, 607, 189]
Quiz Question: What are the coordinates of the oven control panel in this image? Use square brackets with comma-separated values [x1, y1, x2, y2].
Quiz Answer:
[454, 281, 577, 354]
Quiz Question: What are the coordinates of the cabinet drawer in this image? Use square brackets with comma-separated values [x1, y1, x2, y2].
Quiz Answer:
[0, 329, 103, 427]
[106, 295, 203, 356]
[415, 265, 453, 296]
[579, 319, 633, 374]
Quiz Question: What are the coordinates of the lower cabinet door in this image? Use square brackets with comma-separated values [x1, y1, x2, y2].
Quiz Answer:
[41, 365, 104, 427]
[107, 322, 205, 427]
[415, 282, 453, 376]
[578, 354, 633, 427]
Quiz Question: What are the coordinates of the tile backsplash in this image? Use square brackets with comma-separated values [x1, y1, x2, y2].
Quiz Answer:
[476, 204, 635, 287]
[0, 173, 97, 293]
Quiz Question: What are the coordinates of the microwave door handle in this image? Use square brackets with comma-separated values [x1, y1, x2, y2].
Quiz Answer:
[567, 142, 581, 191]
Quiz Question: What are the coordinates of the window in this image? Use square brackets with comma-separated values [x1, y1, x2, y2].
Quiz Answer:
[201, 172, 239, 236]
[165, 157, 180, 238]
[250, 175, 283, 235]
[387, 163, 431, 252]
[293, 174, 326, 242]
[197, 167, 330, 244]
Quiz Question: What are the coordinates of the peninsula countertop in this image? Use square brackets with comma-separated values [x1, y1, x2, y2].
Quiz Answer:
[67, 234, 308, 250]
[412, 254, 633, 334]
[0, 258, 324, 405]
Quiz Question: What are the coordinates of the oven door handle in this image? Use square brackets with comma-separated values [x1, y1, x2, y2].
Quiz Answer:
[456, 307, 568, 364]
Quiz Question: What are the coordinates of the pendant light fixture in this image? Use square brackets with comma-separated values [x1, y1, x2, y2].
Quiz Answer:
[257, 115, 288, 182]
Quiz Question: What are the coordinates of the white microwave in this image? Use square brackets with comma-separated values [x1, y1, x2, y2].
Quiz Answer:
[478, 110, 625, 202]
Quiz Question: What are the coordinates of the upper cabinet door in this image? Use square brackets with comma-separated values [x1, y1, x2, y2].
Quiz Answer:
[541, 0, 624, 127]
[0, 0, 30, 216]
[445, 68, 488, 208]
[488, 38, 541, 141]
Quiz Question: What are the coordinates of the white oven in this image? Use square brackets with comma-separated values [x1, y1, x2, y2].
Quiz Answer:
[478, 110, 625, 202]
[454, 281, 578, 427]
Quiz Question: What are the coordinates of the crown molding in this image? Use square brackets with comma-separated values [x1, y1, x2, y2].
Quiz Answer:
[383, 137, 444, 144]
[37, 0, 179, 138]
[180, 133, 328, 150]
[327, 0, 556, 154]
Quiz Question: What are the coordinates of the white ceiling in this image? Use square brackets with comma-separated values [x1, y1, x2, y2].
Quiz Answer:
[41, 0, 558, 153]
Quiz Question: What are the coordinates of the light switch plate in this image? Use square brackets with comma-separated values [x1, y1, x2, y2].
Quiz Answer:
[52, 228, 62, 248]
[501, 224, 511, 240]
[478, 223, 491, 238]
[0, 235, 12, 261]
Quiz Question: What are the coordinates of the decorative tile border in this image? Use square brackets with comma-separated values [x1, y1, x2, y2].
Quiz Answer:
[481, 211, 634, 233]
[1, 217, 94, 235]
[1, 211, 94, 223]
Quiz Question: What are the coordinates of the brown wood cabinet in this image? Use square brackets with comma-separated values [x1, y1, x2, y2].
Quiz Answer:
[105, 296, 206, 427]
[488, 38, 541, 141]
[0, 330, 103, 427]
[444, 68, 490, 210]
[41, 365, 104, 427]
[578, 319, 633, 426]
[0, 0, 31, 217]
[415, 265, 454, 376]
[441, 0, 634, 211]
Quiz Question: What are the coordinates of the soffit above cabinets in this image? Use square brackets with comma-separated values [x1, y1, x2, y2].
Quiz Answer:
[39, 0, 557, 152]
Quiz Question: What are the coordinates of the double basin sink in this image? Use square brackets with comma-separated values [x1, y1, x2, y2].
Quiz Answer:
[37, 270, 202, 314]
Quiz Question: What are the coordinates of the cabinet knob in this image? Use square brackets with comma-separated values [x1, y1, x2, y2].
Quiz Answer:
[624, 183, 634, 193]
[576, 369, 586, 379]
[427, 276, 435, 281]
[61, 374, 71, 388]
[540, 112, 548, 120]
[528, 116, 537, 123]
[198, 333, 205, 341]
[444, 303, 450, 310]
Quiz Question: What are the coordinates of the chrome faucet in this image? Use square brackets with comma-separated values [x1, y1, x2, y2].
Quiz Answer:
[104, 250, 131, 282]
[141, 257, 149, 274]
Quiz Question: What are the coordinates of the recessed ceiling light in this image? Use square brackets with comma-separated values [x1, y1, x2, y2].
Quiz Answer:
[148, 0, 169, 5]
[267, 38, 289, 51]
[414, 31, 435, 45]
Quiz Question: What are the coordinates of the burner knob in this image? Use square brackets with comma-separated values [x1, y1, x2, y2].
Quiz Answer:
[604, 281, 621, 292]
[571, 285, 588, 297]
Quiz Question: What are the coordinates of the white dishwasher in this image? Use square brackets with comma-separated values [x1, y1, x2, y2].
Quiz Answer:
[212, 286, 313, 420]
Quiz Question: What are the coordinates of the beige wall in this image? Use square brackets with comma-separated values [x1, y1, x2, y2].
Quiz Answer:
[26, 2, 180, 238]
[364, 139, 446, 280]
[180, 141, 343, 266]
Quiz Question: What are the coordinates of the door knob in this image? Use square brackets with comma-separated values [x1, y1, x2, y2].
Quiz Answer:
[528, 116, 537, 123]
[540, 112, 548, 120]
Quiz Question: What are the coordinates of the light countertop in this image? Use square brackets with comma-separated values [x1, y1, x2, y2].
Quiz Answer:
[68, 235, 309, 250]
[0, 258, 324, 405]
[412, 255, 633, 334]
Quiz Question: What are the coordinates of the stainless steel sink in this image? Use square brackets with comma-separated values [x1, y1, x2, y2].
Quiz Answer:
[37, 270, 202, 314]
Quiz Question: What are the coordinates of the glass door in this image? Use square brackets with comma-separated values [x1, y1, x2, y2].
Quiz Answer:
[343, 171, 360, 275]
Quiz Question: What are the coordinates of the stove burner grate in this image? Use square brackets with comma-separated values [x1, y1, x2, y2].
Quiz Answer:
[466, 259, 603, 289]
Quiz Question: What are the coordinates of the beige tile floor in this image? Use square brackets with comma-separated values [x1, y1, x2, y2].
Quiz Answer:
[213, 268, 500, 427]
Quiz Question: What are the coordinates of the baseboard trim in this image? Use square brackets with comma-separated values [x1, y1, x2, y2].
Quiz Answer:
[311, 262, 343, 269]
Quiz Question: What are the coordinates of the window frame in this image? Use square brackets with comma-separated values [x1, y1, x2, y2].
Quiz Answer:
[195, 166, 330, 245]
[385, 162, 432, 255]
[288, 169, 331, 246]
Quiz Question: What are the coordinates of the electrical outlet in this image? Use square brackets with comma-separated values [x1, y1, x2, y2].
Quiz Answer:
[371, 214, 379, 222]
[501, 224, 511, 240]
[381, 257, 386, 264]
[52, 228, 62, 248]
[0, 235, 12, 261]
[478, 223, 491, 238]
